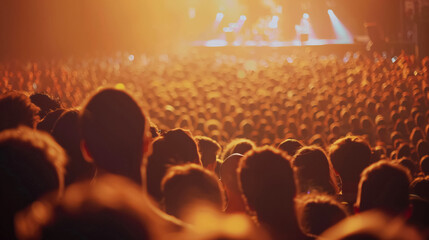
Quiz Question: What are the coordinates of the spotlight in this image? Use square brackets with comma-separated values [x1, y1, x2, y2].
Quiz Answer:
[303, 13, 309, 19]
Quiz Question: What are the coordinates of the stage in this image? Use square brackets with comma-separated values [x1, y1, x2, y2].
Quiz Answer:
[192, 41, 366, 56]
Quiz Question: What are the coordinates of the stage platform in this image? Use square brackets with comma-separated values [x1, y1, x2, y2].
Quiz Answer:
[192, 40, 366, 56]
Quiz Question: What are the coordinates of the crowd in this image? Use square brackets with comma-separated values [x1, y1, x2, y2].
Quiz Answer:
[0, 50, 429, 240]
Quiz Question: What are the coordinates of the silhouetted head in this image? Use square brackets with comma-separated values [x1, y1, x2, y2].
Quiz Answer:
[0, 92, 40, 131]
[292, 146, 338, 195]
[80, 88, 149, 185]
[0, 127, 66, 239]
[356, 161, 411, 215]
[37, 108, 65, 132]
[195, 136, 221, 171]
[146, 128, 201, 202]
[52, 109, 95, 185]
[278, 138, 304, 157]
[222, 138, 256, 160]
[420, 155, 429, 176]
[161, 164, 225, 220]
[15, 175, 162, 240]
[329, 136, 371, 186]
[296, 194, 348, 236]
[30, 93, 61, 119]
[238, 146, 303, 239]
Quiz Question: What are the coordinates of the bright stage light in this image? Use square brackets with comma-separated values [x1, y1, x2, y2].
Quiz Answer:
[327, 9, 353, 44]
[216, 12, 224, 22]
[128, 54, 134, 61]
[240, 15, 247, 21]
[268, 16, 279, 29]
[303, 13, 309, 19]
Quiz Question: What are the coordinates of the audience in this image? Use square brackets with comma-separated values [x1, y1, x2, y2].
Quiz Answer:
[1, 51, 429, 239]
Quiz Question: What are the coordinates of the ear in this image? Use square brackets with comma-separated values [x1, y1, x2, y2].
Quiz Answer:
[80, 140, 94, 163]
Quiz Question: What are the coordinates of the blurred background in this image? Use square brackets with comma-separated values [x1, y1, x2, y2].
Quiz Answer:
[1, 0, 428, 58]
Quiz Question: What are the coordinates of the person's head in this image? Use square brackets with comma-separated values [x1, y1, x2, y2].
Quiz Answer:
[220, 153, 243, 194]
[278, 138, 304, 157]
[0, 127, 66, 239]
[0, 91, 40, 131]
[329, 136, 371, 186]
[222, 138, 256, 160]
[195, 136, 221, 171]
[161, 164, 225, 220]
[356, 161, 411, 215]
[292, 146, 338, 195]
[410, 176, 429, 201]
[29, 93, 61, 119]
[420, 155, 429, 176]
[238, 146, 301, 238]
[15, 174, 162, 240]
[146, 128, 201, 202]
[52, 109, 95, 186]
[80, 88, 150, 185]
[416, 140, 429, 159]
[37, 108, 65, 132]
[296, 194, 348, 236]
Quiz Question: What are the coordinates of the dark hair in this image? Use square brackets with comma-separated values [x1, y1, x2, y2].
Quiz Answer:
[80, 88, 147, 185]
[146, 128, 201, 202]
[357, 161, 411, 215]
[161, 164, 225, 219]
[329, 136, 371, 182]
[52, 109, 95, 185]
[410, 176, 429, 201]
[30, 93, 61, 119]
[292, 146, 338, 195]
[15, 175, 160, 240]
[278, 138, 304, 156]
[0, 91, 40, 131]
[194, 136, 221, 169]
[296, 194, 348, 236]
[420, 155, 429, 176]
[238, 146, 305, 239]
[37, 108, 65, 132]
[222, 138, 256, 160]
[0, 127, 66, 240]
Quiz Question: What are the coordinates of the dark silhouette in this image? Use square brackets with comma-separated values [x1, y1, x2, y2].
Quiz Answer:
[145, 128, 201, 203]
[0, 126, 66, 240]
[161, 164, 225, 220]
[79, 88, 150, 185]
[0, 92, 40, 131]
[52, 109, 96, 185]
[356, 161, 411, 215]
[238, 146, 309, 240]
[292, 146, 339, 195]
